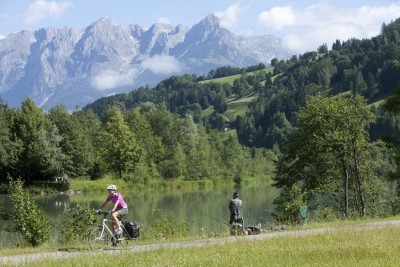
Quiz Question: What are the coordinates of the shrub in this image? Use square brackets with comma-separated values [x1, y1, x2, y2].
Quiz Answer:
[313, 207, 340, 222]
[391, 196, 400, 215]
[272, 184, 306, 224]
[150, 209, 191, 239]
[59, 203, 97, 244]
[3, 179, 52, 247]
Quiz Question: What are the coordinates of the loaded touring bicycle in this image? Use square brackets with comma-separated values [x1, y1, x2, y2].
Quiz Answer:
[88, 210, 139, 251]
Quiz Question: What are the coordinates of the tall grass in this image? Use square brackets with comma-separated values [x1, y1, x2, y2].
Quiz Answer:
[6, 222, 400, 267]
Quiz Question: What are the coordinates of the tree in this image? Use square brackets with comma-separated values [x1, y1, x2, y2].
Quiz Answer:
[101, 108, 140, 179]
[275, 94, 378, 218]
[272, 184, 306, 224]
[0, 107, 18, 180]
[12, 98, 48, 181]
[318, 43, 328, 53]
[36, 125, 65, 178]
[185, 126, 212, 179]
[48, 105, 93, 178]
[221, 132, 247, 183]
[213, 93, 227, 113]
[73, 108, 104, 179]
[127, 108, 164, 180]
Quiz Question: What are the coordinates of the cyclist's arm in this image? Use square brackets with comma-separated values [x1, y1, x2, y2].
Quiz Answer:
[100, 199, 109, 209]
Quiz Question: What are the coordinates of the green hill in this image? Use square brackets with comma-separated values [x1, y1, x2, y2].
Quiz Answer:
[84, 17, 400, 148]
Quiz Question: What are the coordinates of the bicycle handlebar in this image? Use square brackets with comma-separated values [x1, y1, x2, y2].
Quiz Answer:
[95, 210, 113, 216]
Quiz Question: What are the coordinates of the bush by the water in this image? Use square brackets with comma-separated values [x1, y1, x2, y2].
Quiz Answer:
[1, 179, 52, 247]
[149, 209, 191, 239]
[59, 204, 97, 244]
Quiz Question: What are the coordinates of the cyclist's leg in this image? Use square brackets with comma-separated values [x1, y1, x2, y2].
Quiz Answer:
[111, 212, 121, 234]
[115, 208, 128, 228]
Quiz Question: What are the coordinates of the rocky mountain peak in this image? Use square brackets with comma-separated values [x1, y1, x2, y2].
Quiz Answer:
[187, 13, 228, 41]
[0, 15, 294, 110]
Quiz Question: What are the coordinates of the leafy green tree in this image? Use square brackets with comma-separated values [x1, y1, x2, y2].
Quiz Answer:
[0, 106, 18, 180]
[317, 43, 328, 53]
[384, 66, 400, 211]
[221, 132, 247, 183]
[213, 93, 227, 113]
[143, 105, 183, 179]
[186, 126, 212, 180]
[127, 108, 164, 166]
[275, 94, 378, 218]
[12, 98, 48, 181]
[48, 105, 94, 178]
[36, 125, 65, 178]
[101, 108, 140, 179]
[73, 109, 104, 179]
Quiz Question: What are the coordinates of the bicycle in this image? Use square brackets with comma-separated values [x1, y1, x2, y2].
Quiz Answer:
[88, 210, 139, 251]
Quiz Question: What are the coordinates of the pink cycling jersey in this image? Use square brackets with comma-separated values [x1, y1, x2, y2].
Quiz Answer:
[106, 192, 128, 210]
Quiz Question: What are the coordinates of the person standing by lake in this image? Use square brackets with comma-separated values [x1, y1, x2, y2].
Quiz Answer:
[228, 191, 243, 225]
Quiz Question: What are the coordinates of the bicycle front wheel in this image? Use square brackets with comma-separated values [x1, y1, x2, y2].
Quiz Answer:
[88, 226, 108, 251]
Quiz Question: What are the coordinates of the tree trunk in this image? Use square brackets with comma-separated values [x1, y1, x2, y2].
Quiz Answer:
[340, 157, 349, 218]
[353, 144, 366, 217]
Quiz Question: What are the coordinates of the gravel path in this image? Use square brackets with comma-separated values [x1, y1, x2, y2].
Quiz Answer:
[1, 220, 399, 266]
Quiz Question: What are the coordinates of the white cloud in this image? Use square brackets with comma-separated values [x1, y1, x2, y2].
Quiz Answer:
[257, 6, 296, 31]
[215, 3, 242, 28]
[141, 55, 183, 75]
[156, 17, 171, 25]
[91, 56, 182, 90]
[22, 0, 73, 25]
[258, 2, 400, 53]
[91, 68, 138, 91]
[0, 34, 5, 40]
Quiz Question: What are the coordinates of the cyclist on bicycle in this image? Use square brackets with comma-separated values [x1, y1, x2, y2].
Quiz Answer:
[98, 184, 128, 235]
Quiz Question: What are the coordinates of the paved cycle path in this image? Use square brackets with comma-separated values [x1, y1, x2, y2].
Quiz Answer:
[1, 220, 399, 265]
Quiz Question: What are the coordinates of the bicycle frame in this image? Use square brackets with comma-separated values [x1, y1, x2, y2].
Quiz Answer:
[97, 217, 115, 238]
[94, 211, 131, 242]
[89, 210, 137, 251]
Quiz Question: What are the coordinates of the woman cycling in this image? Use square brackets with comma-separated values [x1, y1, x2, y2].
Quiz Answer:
[98, 184, 128, 235]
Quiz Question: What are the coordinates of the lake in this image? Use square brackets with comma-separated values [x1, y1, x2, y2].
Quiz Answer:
[0, 183, 279, 247]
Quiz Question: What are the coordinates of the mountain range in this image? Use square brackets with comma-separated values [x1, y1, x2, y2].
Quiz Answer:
[0, 14, 294, 110]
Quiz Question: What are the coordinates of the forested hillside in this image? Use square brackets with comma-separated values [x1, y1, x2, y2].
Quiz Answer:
[85, 18, 400, 149]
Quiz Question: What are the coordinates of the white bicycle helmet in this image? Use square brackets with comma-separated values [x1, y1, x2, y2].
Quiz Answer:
[107, 184, 117, 190]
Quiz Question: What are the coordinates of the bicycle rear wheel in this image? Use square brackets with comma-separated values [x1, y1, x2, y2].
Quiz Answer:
[88, 226, 108, 251]
[118, 228, 138, 249]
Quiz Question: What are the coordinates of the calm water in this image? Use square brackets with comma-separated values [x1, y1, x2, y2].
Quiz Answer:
[0, 183, 278, 247]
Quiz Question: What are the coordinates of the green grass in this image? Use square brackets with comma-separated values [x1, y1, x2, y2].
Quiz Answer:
[369, 99, 385, 108]
[5, 218, 400, 267]
[200, 93, 257, 122]
[200, 73, 242, 85]
[198, 68, 275, 121]
[225, 95, 257, 120]
[199, 68, 273, 86]
[69, 177, 225, 193]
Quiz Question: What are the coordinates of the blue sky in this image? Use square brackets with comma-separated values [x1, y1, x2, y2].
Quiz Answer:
[0, 0, 400, 53]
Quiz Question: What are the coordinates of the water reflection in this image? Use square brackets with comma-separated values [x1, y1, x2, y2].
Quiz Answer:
[0, 183, 278, 247]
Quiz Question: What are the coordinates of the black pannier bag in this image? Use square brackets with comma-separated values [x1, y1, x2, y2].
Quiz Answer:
[122, 220, 140, 238]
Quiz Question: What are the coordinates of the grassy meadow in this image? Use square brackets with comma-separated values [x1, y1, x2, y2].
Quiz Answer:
[2, 218, 400, 266]
[198, 67, 273, 86]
